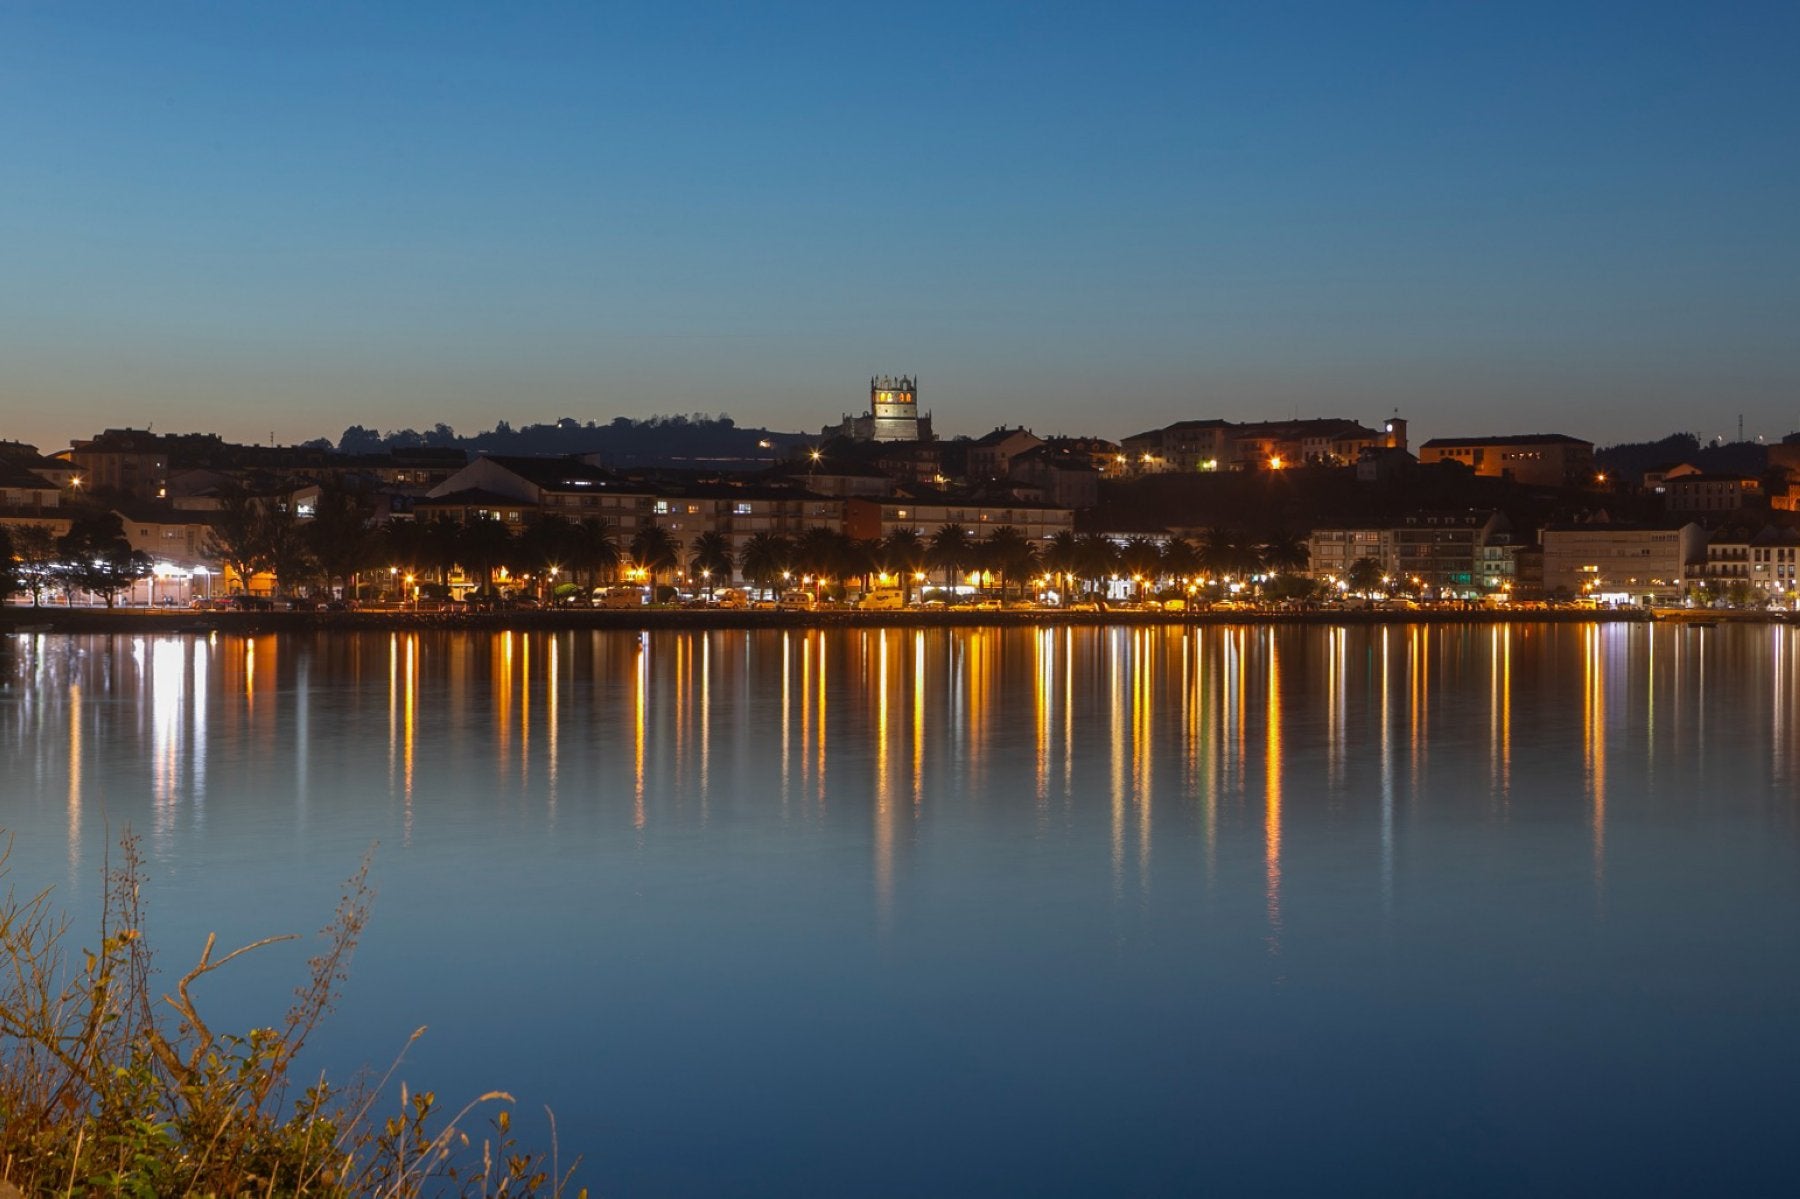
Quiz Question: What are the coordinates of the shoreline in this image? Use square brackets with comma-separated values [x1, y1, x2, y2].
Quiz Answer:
[0, 605, 1781, 636]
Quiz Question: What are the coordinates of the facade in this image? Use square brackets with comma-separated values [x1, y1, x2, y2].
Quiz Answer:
[844, 490, 1074, 546]
[966, 427, 1044, 479]
[1417, 434, 1595, 487]
[0, 459, 69, 538]
[1008, 445, 1100, 510]
[66, 428, 173, 498]
[1305, 510, 1510, 596]
[1122, 416, 1400, 473]
[1749, 525, 1800, 603]
[1690, 522, 1800, 604]
[114, 501, 215, 569]
[430, 455, 655, 534]
[1539, 522, 1704, 604]
[1663, 473, 1763, 514]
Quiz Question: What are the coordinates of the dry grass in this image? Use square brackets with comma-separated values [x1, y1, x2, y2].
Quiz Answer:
[0, 833, 583, 1198]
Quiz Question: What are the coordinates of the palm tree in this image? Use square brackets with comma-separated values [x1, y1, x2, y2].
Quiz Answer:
[738, 532, 791, 597]
[572, 517, 621, 591]
[1201, 526, 1260, 582]
[1075, 534, 1119, 598]
[1347, 556, 1384, 595]
[517, 515, 585, 599]
[791, 525, 849, 594]
[1041, 529, 1081, 599]
[1161, 536, 1201, 585]
[1120, 536, 1164, 599]
[882, 528, 927, 602]
[629, 525, 682, 595]
[453, 518, 512, 598]
[1261, 528, 1309, 576]
[928, 523, 973, 591]
[688, 531, 735, 593]
[981, 526, 1038, 599]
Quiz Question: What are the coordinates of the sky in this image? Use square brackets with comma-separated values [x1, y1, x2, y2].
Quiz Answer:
[2, 1, 1796, 453]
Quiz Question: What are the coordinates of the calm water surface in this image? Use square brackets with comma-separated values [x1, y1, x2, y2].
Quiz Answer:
[4, 624, 1799, 1196]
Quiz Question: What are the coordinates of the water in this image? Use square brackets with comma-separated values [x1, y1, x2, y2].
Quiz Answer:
[3, 623, 1798, 1196]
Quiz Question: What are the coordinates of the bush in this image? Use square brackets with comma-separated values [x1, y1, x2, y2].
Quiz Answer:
[0, 833, 582, 1198]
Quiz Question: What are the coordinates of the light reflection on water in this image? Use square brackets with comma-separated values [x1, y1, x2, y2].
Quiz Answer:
[4, 623, 1800, 1196]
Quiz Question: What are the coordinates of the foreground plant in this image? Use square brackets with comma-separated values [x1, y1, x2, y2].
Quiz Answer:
[0, 834, 582, 1198]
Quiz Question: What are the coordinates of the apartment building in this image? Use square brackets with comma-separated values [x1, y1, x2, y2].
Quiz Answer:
[1539, 522, 1704, 604]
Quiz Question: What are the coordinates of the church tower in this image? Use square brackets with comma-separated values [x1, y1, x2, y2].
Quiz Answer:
[870, 375, 926, 442]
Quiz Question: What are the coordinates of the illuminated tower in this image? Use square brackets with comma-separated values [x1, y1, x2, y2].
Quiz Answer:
[1384, 415, 1408, 451]
[870, 374, 925, 442]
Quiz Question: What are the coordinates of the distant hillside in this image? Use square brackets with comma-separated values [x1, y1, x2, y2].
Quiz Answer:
[329, 414, 813, 468]
[1594, 432, 1775, 481]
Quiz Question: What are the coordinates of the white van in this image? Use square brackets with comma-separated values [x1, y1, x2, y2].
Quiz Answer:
[594, 587, 647, 609]
[858, 588, 905, 611]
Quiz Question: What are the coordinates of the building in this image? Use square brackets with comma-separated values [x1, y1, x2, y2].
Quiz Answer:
[1417, 434, 1595, 487]
[824, 375, 935, 443]
[428, 455, 654, 533]
[1305, 510, 1510, 596]
[1008, 445, 1100, 510]
[1689, 522, 1800, 605]
[1748, 525, 1800, 604]
[1539, 521, 1704, 604]
[1121, 416, 1401, 473]
[65, 428, 173, 498]
[0, 458, 70, 538]
[966, 427, 1044, 480]
[1663, 473, 1763, 515]
[845, 488, 1074, 547]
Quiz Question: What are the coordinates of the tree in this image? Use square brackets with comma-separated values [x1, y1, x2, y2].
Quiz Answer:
[1120, 536, 1164, 599]
[453, 518, 513, 597]
[59, 513, 149, 608]
[629, 525, 682, 592]
[1161, 536, 1201, 586]
[1075, 534, 1119, 597]
[1347, 557, 1384, 594]
[11, 524, 60, 607]
[1262, 529, 1309, 576]
[738, 532, 791, 596]
[928, 523, 973, 590]
[791, 526, 854, 594]
[262, 503, 317, 598]
[518, 515, 583, 597]
[1041, 530, 1081, 596]
[302, 484, 375, 599]
[981, 526, 1038, 599]
[881, 528, 927, 602]
[205, 488, 271, 594]
[688, 531, 735, 591]
[571, 518, 621, 590]
[0, 525, 15, 601]
[1200, 526, 1260, 581]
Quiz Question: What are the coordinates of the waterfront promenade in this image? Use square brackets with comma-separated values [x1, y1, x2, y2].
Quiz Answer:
[2, 603, 1767, 636]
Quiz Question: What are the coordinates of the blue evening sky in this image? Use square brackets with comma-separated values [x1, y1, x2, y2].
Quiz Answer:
[2, 1, 1796, 451]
